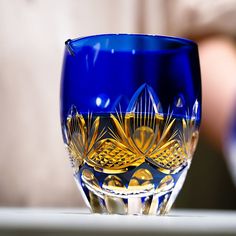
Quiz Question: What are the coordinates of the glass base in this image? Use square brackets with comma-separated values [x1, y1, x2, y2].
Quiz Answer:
[74, 162, 189, 215]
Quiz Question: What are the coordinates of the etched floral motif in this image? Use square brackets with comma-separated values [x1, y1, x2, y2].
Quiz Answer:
[65, 84, 199, 174]
[180, 100, 200, 158]
[66, 105, 106, 169]
[108, 84, 184, 174]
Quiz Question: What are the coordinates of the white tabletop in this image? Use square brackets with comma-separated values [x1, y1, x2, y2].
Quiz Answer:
[0, 208, 235, 236]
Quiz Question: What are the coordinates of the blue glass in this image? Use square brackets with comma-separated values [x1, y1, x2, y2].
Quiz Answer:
[60, 34, 201, 215]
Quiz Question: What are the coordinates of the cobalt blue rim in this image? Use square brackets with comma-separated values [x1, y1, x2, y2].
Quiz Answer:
[65, 33, 198, 55]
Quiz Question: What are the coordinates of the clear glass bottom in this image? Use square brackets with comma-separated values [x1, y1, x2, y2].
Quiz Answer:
[74, 162, 189, 215]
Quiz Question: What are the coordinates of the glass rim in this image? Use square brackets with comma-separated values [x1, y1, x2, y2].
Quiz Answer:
[65, 33, 197, 55]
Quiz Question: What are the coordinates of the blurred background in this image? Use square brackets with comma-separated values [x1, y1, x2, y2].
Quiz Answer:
[0, 0, 236, 209]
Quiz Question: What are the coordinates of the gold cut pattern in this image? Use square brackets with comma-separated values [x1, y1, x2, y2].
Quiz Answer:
[148, 140, 186, 171]
[66, 109, 106, 169]
[88, 139, 142, 171]
[65, 85, 199, 174]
